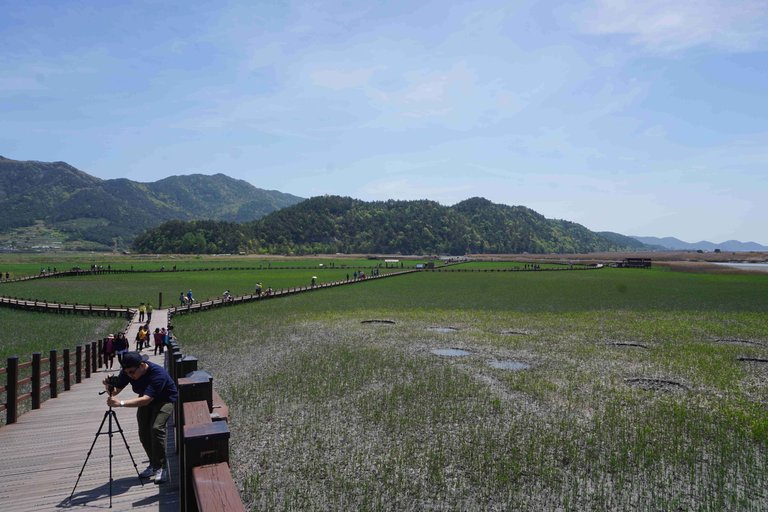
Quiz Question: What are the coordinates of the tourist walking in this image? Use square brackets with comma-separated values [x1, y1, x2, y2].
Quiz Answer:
[115, 332, 129, 364]
[153, 328, 164, 355]
[102, 334, 116, 370]
[136, 324, 149, 351]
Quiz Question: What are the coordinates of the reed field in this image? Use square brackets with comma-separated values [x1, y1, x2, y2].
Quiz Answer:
[1, 259, 767, 509]
[168, 267, 768, 511]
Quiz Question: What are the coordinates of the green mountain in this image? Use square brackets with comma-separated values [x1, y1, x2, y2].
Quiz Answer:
[134, 195, 651, 255]
[0, 156, 304, 250]
[598, 231, 660, 251]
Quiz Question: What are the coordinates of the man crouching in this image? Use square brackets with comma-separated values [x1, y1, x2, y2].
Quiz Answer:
[103, 351, 177, 484]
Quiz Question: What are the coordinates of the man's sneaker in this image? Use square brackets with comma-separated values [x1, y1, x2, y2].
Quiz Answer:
[154, 467, 166, 484]
[139, 465, 154, 478]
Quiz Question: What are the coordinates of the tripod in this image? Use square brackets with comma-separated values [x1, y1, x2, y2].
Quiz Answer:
[68, 401, 144, 508]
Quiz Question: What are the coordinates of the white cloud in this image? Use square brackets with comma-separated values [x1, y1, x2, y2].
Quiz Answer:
[576, 0, 768, 53]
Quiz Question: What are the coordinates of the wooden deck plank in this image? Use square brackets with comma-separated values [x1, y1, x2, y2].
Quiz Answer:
[0, 310, 179, 511]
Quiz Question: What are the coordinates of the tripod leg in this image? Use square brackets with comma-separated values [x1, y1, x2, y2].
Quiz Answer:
[108, 408, 114, 508]
[68, 409, 111, 503]
[111, 409, 145, 485]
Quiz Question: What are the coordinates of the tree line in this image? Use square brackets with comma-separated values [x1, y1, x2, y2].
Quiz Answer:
[132, 195, 637, 255]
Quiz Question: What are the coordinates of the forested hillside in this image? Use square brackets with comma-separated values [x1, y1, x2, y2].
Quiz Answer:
[0, 156, 304, 250]
[133, 195, 645, 255]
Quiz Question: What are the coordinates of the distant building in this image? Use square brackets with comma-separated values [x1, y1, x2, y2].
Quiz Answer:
[620, 258, 652, 268]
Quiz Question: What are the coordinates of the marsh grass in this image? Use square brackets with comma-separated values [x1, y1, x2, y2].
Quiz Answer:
[170, 270, 768, 510]
[2, 262, 765, 508]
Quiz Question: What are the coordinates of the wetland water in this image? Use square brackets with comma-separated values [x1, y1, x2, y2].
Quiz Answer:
[431, 348, 471, 356]
[713, 262, 768, 272]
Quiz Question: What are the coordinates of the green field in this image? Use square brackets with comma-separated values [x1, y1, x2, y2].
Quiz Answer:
[0, 253, 428, 279]
[1, 261, 767, 509]
[0, 267, 403, 307]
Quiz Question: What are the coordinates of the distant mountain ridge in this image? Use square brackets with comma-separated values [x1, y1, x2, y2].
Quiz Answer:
[631, 236, 768, 252]
[6, 155, 760, 255]
[0, 156, 304, 250]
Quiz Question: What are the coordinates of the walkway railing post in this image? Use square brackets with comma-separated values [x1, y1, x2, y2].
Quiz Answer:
[63, 348, 71, 391]
[85, 344, 91, 379]
[50, 349, 58, 399]
[91, 341, 98, 372]
[6, 356, 18, 424]
[75, 346, 82, 384]
[32, 353, 41, 410]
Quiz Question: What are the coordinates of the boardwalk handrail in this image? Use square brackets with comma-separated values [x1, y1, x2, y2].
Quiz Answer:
[167, 341, 246, 511]
[167, 269, 421, 316]
[3, 340, 101, 425]
[0, 263, 430, 285]
[0, 296, 133, 318]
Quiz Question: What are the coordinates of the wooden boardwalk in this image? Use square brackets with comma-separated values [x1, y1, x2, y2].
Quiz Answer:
[0, 310, 180, 511]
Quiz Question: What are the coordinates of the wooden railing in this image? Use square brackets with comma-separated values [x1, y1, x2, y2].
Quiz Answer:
[168, 269, 420, 316]
[166, 340, 245, 512]
[0, 263, 425, 284]
[428, 264, 602, 272]
[0, 296, 133, 317]
[1, 337, 115, 425]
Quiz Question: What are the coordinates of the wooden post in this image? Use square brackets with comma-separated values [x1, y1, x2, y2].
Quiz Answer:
[183, 420, 230, 512]
[49, 349, 58, 398]
[173, 353, 184, 382]
[178, 372, 212, 410]
[180, 400, 211, 512]
[63, 348, 71, 391]
[180, 356, 198, 378]
[75, 345, 82, 384]
[32, 353, 41, 410]
[177, 373, 213, 458]
[6, 356, 18, 424]
[85, 343, 91, 379]
[91, 341, 98, 372]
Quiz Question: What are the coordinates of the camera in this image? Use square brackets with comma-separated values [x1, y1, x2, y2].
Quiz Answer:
[105, 374, 121, 391]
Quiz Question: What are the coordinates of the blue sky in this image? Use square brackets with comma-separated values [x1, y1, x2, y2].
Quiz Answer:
[2, 0, 767, 244]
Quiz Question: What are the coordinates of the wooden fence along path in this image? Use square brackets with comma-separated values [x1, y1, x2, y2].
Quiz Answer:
[0, 295, 133, 317]
[167, 268, 420, 316]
